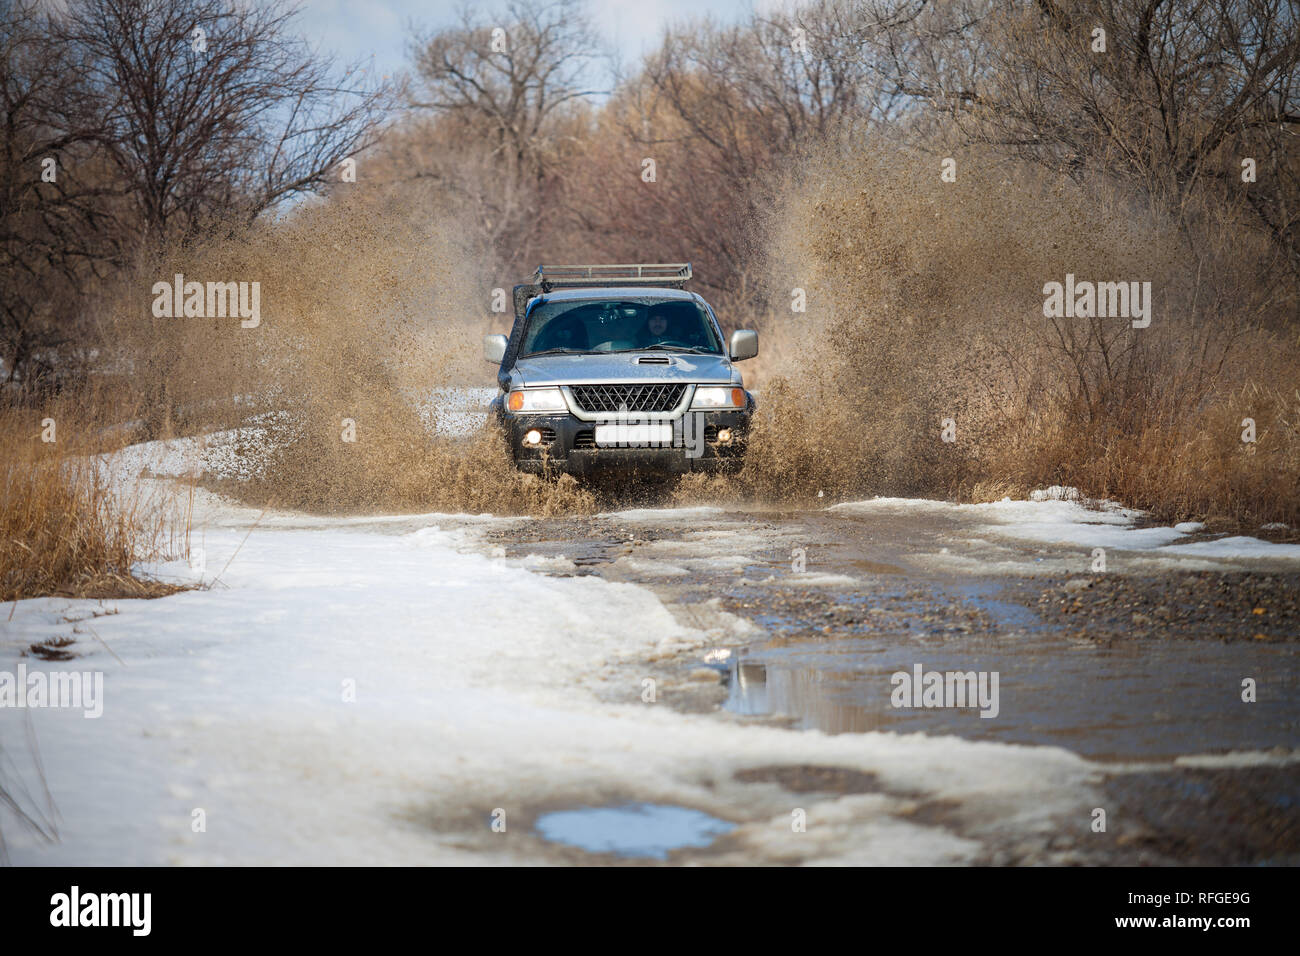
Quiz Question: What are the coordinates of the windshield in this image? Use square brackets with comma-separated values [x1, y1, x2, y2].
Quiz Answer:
[521, 297, 723, 356]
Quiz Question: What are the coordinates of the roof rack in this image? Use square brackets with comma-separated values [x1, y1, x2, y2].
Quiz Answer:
[531, 263, 692, 291]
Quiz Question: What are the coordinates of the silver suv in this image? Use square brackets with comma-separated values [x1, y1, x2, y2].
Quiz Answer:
[484, 264, 758, 476]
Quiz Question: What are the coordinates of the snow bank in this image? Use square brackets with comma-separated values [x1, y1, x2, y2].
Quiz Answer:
[832, 494, 1300, 562]
[1161, 536, 1300, 560]
[102, 384, 496, 486]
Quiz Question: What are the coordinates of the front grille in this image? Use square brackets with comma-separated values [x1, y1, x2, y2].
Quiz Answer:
[573, 430, 596, 449]
[569, 383, 686, 414]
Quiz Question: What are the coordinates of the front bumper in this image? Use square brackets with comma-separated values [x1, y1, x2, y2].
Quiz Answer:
[499, 406, 751, 476]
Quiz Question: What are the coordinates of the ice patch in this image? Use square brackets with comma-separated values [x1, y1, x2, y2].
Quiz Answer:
[522, 553, 578, 573]
[982, 521, 1186, 550]
[780, 572, 861, 587]
[535, 803, 734, 859]
[833, 496, 1140, 523]
[105, 414, 288, 482]
[1162, 536, 1300, 560]
[832, 497, 1300, 562]
[608, 556, 689, 577]
[1173, 750, 1300, 769]
[1029, 486, 1082, 501]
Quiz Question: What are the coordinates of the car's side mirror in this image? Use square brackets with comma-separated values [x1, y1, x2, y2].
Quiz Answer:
[483, 334, 508, 364]
[729, 329, 758, 361]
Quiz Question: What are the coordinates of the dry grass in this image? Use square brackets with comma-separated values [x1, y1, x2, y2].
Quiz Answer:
[94, 190, 598, 517]
[0, 403, 186, 602]
[704, 143, 1300, 529]
[988, 378, 1300, 530]
[16, 148, 1292, 532]
[224, 421, 596, 516]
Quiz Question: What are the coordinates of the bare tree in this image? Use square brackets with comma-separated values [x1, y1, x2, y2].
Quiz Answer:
[54, 0, 393, 242]
[616, 1, 936, 308]
[1, 0, 395, 390]
[869, 0, 1300, 285]
[410, 0, 605, 183]
[644, 2, 904, 173]
[0, 0, 127, 389]
[402, 0, 607, 262]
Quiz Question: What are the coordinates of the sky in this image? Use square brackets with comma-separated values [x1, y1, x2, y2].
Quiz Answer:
[295, 0, 762, 81]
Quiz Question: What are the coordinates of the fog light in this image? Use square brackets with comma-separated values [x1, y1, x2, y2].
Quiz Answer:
[716, 428, 732, 444]
[523, 429, 542, 445]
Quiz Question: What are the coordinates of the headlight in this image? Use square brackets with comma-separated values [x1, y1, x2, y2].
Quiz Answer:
[507, 387, 566, 413]
[691, 386, 745, 409]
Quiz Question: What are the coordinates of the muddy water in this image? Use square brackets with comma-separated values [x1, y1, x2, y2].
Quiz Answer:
[484, 505, 1299, 762]
[476, 501, 1299, 863]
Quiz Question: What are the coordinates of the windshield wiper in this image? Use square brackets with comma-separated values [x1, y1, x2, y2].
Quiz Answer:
[524, 348, 588, 357]
[633, 345, 714, 354]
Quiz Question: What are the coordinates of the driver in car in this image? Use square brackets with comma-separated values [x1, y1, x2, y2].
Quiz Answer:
[644, 306, 682, 345]
[643, 304, 706, 349]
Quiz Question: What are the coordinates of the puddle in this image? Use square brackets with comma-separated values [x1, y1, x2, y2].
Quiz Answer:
[491, 509, 1300, 764]
[948, 580, 1044, 633]
[724, 640, 1300, 760]
[534, 803, 734, 859]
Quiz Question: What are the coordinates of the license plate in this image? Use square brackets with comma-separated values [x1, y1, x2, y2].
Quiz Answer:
[594, 423, 673, 447]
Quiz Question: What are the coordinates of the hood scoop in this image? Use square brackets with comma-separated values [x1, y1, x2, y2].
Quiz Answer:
[636, 355, 672, 365]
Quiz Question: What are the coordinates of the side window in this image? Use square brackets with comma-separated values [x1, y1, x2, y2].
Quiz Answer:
[700, 304, 724, 351]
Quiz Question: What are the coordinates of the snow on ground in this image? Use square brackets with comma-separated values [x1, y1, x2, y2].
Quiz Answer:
[742, 572, 862, 587]
[1, 449, 1106, 865]
[1160, 536, 1300, 559]
[104, 417, 283, 482]
[14, 447, 1294, 864]
[1, 500, 1097, 865]
[105, 384, 493, 483]
[832, 494, 1300, 563]
[419, 387, 496, 436]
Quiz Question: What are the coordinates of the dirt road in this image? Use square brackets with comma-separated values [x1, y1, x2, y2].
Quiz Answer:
[6, 481, 1297, 866]
[478, 498, 1300, 864]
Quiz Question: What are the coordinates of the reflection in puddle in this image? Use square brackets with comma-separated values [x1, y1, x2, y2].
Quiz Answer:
[726, 642, 1300, 760]
[535, 803, 734, 859]
[727, 659, 891, 732]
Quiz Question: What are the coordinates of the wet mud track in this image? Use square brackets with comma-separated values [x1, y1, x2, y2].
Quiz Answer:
[479, 503, 1300, 864]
